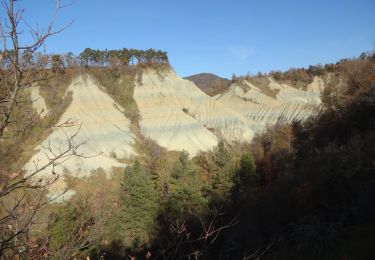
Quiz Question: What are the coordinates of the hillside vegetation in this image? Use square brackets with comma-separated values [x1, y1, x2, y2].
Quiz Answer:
[0, 73, 73, 173]
[193, 58, 355, 98]
[22, 52, 375, 259]
[3, 1, 375, 258]
[1, 28, 374, 258]
[185, 73, 230, 96]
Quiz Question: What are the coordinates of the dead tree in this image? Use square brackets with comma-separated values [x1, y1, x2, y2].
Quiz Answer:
[155, 206, 238, 260]
[0, 0, 82, 258]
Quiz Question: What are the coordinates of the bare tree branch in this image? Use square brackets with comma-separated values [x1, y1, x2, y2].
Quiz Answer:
[0, 1, 79, 257]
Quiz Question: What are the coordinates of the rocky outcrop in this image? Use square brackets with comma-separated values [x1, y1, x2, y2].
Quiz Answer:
[217, 76, 324, 132]
[29, 85, 48, 118]
[24, 68, 325, 196]
[24, 75, 135, 196]
[134, 69, 324, 154]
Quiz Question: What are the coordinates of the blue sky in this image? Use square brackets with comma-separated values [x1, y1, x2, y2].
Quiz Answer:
[12, 0, 375, 78]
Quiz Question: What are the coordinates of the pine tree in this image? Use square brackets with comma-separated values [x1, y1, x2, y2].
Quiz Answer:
[119, 161, 159, 247]
[234, 153, 257, 197]
[210, 141, 236, 202]
[163, 152, 208, 221]
[51, 54, 64, 73]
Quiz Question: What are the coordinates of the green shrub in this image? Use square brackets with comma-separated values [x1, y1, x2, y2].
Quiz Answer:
[117, 161, 159, 247]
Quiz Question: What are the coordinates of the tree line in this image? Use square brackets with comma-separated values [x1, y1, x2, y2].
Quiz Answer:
[78, 48, 169, 67]
[0, 48, 169, 71]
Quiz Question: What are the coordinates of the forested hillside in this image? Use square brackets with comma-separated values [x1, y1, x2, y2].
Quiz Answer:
[3, 52, 374, 259]
[98, 52, 375, 260]
[1, 1, 374, 258]
[185, 73, 230, 96]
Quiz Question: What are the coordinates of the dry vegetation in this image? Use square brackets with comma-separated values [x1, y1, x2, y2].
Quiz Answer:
[88, 67, 140, 128]
[185, 73, 230, 96]
[247, 76, 279, 99]
[0, 73, 73, 173]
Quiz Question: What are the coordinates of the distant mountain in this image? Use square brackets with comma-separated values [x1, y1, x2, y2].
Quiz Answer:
[185, 73, 230, 96]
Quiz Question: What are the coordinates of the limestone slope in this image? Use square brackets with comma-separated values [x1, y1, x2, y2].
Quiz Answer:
[24, 75, 135, 187]
[134, 69, 253, 155]
[24, 69, 325, 184]
[217, 77, 324, 132]
[29, 85, 48, 118]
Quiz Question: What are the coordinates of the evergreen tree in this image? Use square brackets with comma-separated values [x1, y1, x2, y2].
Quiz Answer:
[239, 154, 257, 181]
[210, 141, 236, 202]
[234, 153, 257, 197]
[171, 150, 190, 179]
[79, 48, 91, 67]
[163, 152, 208, 221]
[51, 54, 64, 73]
[119, 161, 159, 247]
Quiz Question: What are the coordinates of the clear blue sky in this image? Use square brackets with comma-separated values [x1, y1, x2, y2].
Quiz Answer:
[14, 0, 375, 78]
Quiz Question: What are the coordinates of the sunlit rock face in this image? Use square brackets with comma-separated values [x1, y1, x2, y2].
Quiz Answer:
[216, 76, 324, 132]
[29, 85, 49, 118]
[134, 69, 218, 156]
[23, 69, 324, 198]
[25, 75, 135, 197]
[134, 69, 324, 154]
